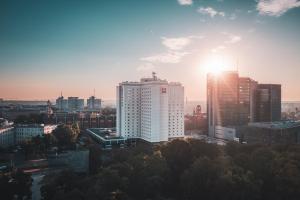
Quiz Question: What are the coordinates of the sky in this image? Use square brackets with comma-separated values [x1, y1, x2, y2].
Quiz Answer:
[0, 0, 300, 101]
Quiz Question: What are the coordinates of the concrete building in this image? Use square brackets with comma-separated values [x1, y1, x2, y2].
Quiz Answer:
[56, 95, 68, 111]
[237, 121, 300, 144]
[68, 97, 84, 112]
[0, 127, 14, 147]
[87, 96, 101, 112]
[256, 84, 281, 122]
[117, 72, 184, 143]
[15, 124, 57, 144]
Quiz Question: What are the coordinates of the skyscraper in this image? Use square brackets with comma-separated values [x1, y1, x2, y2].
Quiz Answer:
[238, 77, 258, 124]
[207, 71, 239, 137]
[207, 71, 282, 139]
[116, 73, 184, 143]
[256, 84, 281, 122]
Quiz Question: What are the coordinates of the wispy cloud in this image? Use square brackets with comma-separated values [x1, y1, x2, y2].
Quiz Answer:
[140, 35, 203, 64]
[162, 37, 191, 50]
[197, 7, 225, 17]
[257, 0, 300, 16]
[141, 51, 190, 64]
[223, 33, 242, 44]
[137, 63, 155, 71]
[177, 0, 193, 6]
[161, 35, 204, 50]
[211, 45, 226, 53]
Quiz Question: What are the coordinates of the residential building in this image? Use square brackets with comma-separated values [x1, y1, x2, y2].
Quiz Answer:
[117, 73, 184, 143]
[0, 127, 14, 147]
[15, 124, 57, 144]
[87, 96, 101, 111]
[68, 97, 84, 112]
[56, 95, 68, 111]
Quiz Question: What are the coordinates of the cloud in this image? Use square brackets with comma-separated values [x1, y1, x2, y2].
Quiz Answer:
[257, 0, 300, 16]
[161, 35, 204, 50]
[137, 63, 155, 71]
[223, 33, 242, 44]
[161, 37, 191, 50]
[211, 45, 226, 53]
[197, 7, 225, 17]
[141, 51, 190, 64]
[177, 0, 193, 5]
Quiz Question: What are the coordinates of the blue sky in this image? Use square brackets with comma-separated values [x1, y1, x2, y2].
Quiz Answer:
[0, 0, 300, 100]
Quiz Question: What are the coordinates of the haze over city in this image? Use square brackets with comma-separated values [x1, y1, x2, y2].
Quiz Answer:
[1, 0, 300, 101]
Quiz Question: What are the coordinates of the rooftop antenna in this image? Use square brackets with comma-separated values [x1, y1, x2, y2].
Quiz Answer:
[152, 72, 157, 80]
[61, 91, 63, 97]
[236, 59, 239, 73]
[93, 88, 95, 97]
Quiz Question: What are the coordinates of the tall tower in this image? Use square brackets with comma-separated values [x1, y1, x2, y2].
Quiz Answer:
[207, 71, 239, 137]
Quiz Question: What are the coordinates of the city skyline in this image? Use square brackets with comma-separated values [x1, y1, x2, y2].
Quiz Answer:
[1, 0, 300, 101]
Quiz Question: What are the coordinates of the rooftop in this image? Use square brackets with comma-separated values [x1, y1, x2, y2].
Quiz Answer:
[87, 128, 124, 141]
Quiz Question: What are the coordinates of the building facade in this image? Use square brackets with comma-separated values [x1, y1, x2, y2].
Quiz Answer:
[207, 71, 282, 139]
[256, 84, 281, 122]
[87, 96, 101, 112]
[117, 73, 184, 143]
[207, 71, 240, 137]
[15, 124, 57, 144]
[237, 121, 300, 145]
[56, 96, 68, 111]
[0, 127, 14, 147]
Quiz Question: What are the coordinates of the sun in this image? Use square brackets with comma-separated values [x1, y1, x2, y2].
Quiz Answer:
[201, 54, 232, 75]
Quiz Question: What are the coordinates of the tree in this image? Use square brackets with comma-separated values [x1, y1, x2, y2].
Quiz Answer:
[52, 125, 78, 148]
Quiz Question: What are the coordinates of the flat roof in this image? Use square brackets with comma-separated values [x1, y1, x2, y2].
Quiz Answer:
[248, 121, 300, 129]
[87, 128, 125, 141]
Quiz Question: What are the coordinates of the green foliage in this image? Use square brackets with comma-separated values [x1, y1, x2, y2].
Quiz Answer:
[0, 169, 32, 200]
[52, 124, 79, 148]
[40, 139, 300, 200]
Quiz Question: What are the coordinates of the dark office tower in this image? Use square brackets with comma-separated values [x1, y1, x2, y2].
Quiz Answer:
[207, 71, 239, 137]
[256, 84, 281, 122]
[238, 77, 258, 124]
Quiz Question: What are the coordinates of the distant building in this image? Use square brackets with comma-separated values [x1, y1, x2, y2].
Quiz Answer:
[256, 84, 281, 122]
[15, 124, 57, 144]
[68, 97, 84, 112]
[87, 96, 101, 112]
[117, 72, 184, 143]
[237, 121, 300, 145]
[56, 95, 68, 111]
[0, 127, 14, 147]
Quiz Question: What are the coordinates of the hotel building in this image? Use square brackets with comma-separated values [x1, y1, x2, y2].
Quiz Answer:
[116, 73, 184, 143]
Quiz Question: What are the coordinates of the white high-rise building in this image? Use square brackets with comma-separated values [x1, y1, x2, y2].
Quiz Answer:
[117, 73, 184, 143]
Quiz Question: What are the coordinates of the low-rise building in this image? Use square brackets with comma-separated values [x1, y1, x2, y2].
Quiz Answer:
[237, 121, 300, 145]
[15, 124, 57, 144]
[0, 127, 14, 147]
